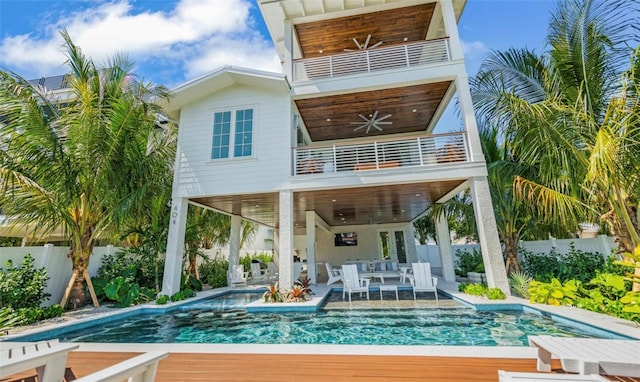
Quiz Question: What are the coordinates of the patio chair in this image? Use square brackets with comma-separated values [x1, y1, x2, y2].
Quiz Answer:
[250, 262, 268, 283]
[1, 339, 79, 382]
[410, 262, 438, 300]
[73, 351, 168, 382]
[266, 262, 279, 282]
[228, 264, 248, 287]
[498, 370, 609, 382]
[324, 262, 343, 285]
[341, 264, 370, 302]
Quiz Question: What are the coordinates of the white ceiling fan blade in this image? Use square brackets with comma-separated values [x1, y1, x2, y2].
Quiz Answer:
[343, 48, 355, 52]
[363, 34, 372, 49]
[357, 113, 370, 122]
[370, 41, 383, 49]
[376, 113, 392, 122]
[372, 124, 384, 131]
[352, 123, 368, 131]
[371, 110, 379, 120]
[352, 37, 362, 50]
[376, 121, 393, 125]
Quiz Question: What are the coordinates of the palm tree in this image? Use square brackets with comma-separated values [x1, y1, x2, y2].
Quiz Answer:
[471, 0, 640, 287]
[0, 30, 176, 307]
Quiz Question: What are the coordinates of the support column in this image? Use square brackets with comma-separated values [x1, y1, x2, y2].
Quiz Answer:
[471, 176, 510, 294]
[161, 197, 188, 296]
[227, 214, 242, 285]
[305, 211, 317, 284]
[435, 213, 456, 282]
[456, 77, 485, 163]
[278, 190, 294, 288]
[283, 20, 293, 80]
[439, 0, 464, 60]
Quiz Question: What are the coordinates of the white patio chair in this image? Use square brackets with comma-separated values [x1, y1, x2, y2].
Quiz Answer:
[228, 264, 248, 287]
[266, 262, 279, 282]
[1, 339, 79, 382]
[73, 351, 168, 382]
[324, 262, 343, 285]
[410, 262, 438, 300]
[250, 262, 268, 282]
[341, 264, 370, 302]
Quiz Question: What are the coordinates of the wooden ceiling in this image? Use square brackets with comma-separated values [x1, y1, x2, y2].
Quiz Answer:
[295, 82, 452, 142]
[294, 4, 435, 58]
[191, 180, 465, 229]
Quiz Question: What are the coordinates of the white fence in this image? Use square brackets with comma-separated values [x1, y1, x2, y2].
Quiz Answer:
[0, 245, 119, 307]
[417, 235, 616, 270]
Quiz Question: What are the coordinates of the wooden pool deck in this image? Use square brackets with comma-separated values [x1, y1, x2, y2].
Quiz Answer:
[5, 351, 640, 381]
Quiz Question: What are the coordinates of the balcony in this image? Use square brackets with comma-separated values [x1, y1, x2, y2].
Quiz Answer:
[292, 39, 451, 82]
[293, 132, 468, 176]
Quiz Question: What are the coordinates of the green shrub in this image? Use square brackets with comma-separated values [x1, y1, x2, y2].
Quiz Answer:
[155, 295, 169, 305]
[508, 271, 533, 298]
[462, 283, 488, 296]
[0, 254, 50, 309]
[0, 307, 26, 333]
[486, 288, 506, 300]
[528, 278, 579, 306]
[103, 276, 155, 308]
[520, 244, 604, 283]
[454, 248, 483, 276]
[199, 257, 229, 288]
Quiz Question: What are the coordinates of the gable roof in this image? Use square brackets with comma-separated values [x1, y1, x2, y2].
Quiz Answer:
[157, 66, 289, 117]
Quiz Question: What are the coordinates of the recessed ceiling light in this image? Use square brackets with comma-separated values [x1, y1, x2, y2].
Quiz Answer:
[403, 37, 408, 41]
[332, 199, 336, 202]
[415, 193, 420, 197]
[318, 49, 323, 53]
[341, 217, 345, 221]
[255, 204, 260, 207]
[401, 209, 405, 213]
[326, 118, 331, 122]
[412, 109, 417, 112]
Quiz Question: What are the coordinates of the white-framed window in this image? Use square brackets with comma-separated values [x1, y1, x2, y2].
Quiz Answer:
[211, 108, 254, 160]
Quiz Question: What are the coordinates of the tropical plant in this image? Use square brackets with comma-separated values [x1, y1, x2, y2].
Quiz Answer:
[470, 0, 640, 289]
[454, 248, 483, 276]
[0, 30, 176, 308]
[461, 283, 488, 296]
[263, 283, 283, 303]
[486, 287, 507, 300]
[520, 245, 605, 283]
[508, 270, 533, 298]
[199, 257, 230, 288]
[528, 278, 580, 306]
[0, 307, 26, 334]
[0, 254, 50, 309]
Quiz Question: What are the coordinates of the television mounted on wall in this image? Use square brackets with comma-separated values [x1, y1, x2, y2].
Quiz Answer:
[334, 232, 357, 246]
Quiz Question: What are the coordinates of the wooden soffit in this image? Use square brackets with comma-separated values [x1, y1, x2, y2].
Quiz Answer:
[294, 4, 436, 59]
[295, 82, 452, 142]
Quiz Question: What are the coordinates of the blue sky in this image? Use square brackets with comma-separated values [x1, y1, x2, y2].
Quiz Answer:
[0, 0, 556, 129]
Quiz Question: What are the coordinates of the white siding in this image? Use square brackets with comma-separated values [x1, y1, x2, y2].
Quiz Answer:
[174, 85, 292, 197]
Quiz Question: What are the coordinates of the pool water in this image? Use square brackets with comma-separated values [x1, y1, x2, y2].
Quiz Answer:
[16, 293, 619, 346]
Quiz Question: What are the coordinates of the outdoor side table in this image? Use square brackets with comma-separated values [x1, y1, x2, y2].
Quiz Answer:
[379, 284, 398, 301]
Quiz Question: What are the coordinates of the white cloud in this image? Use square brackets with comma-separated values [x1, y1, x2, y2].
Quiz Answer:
[461, 40, 489, 57]
[0, 0, 278, 84]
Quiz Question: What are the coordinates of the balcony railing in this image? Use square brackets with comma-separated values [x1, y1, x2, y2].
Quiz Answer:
[293, 132, 468, 176]
[292, 38, 451, 82]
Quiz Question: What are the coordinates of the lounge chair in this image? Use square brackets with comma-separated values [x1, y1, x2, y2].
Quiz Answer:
[498, 370, 609, 382]
[266, 262, 279, 282]
[73, 351, 168, 382]
[341, 264, 370, 302]
[528, 335, 640, 376]
[324, 262, 343, 285]
[228, 264, 248, 287]
[250, 262, 268, 282]
[1, 339, 79, 382]
[410, 262, 438, 300]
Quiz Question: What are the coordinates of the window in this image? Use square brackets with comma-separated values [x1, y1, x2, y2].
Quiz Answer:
[211, 108, 254, 159]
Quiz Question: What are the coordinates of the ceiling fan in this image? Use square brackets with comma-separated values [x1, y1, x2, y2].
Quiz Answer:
[344, 34, 382, 52]
[351, 111, 392, 134]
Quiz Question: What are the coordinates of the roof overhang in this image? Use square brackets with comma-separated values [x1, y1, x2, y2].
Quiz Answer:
[157, 66, 290, 118]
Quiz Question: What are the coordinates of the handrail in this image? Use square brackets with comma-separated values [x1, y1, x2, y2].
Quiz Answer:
[293, 131, 468, 176]
[293, 38, 451, 82]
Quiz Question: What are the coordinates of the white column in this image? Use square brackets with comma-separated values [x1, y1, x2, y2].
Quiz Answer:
[161, 197, 188, 296]
[456, 77, 485, 163]
[278, 190, 294, 288]
[283, 20, 293, 81]
[438, 0, 464, 60]
[470, 176, 510, 295]
[435, 213, 456, 282]
[227, 214, 242, 285]
[305, 211, 317, 284]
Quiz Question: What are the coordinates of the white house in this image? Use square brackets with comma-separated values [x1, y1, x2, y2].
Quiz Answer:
[158, 0, 510, 295]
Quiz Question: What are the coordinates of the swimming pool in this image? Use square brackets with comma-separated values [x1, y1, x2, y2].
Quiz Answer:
[9, 292, 625, 346]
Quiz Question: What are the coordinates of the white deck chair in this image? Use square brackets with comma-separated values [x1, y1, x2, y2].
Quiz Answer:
[266, 262, 279, 282]
[250, 262, 267, 282]
[498, 370, 609, 382]
[324, 262, 343, 285]
[410, 262, 438, 300]
[228, 264, 248, 287]
[1, 339, 79, 382]
[341, 264, 370, 302]
[73, 351, 168, 382]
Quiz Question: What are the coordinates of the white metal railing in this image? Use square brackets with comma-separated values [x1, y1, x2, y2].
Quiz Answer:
[293, 39, 450, 82]
[293, 132, 468, 176]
